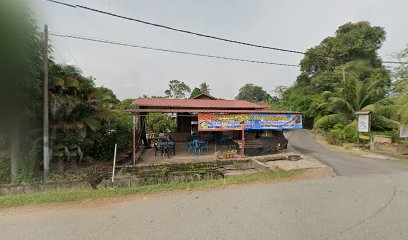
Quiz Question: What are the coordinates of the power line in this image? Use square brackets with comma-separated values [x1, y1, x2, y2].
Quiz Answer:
[46, 0, 408, 65]
[383, 60, 408, 64]
[46, 0, 305, 55]
[63, 42, 79, 66]
[50, 33, 300, 67]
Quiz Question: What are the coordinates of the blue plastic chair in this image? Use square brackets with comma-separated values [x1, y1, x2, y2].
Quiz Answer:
[187, 141, 193, 152]
[192, 140, 201, 155]
[200, 140, 209, 151]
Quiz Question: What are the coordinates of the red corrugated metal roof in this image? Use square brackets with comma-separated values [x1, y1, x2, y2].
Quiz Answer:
[132, 98, 267, 109]
[127, 108, 301, 114]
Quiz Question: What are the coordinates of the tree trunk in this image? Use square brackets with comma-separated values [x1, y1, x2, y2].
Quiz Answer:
[57, 157, 64, 173]
[10, 123, 19, 183]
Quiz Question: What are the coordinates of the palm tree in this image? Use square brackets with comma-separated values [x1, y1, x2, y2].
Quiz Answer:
[395, 92, 408, 124]
[314, 75, 386, 129]
[199, 82, 211, 95]
[48, 64, 117, 170]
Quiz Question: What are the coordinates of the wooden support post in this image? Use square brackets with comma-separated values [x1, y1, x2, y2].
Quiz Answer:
[241, 128, 245, 158]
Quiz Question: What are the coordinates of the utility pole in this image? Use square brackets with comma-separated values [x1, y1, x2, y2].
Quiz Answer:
[43, 25, 49, 180]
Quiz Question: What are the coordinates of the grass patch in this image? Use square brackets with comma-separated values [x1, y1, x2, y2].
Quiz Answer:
[0, 170, 302, 209]
[395, 157, 408, 163]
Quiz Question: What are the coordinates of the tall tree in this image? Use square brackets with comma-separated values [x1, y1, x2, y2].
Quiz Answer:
[270, 85, 288, 103]
[199, 82, 211, 94]
[164, 80, 191, 99]
[282, 21, 389, 127]
[315, 61, 389, 130]
[190, 87, 201, 98]
[235, 84, 270, 102]
[300, 21, 385, 81]
[190, 82, 212, 98]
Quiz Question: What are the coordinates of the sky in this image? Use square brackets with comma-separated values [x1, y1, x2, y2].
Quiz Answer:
[33, 0, 408, 100]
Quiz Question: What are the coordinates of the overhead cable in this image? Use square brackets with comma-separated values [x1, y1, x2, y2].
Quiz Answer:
[50, 33, 300, 67]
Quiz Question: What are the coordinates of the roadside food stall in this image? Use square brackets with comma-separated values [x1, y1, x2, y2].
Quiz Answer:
[128, 93, 302, 164]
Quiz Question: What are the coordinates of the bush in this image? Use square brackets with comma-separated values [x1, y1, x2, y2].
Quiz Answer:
[146, 113, 176, 133]
[314, 114, 349, 131]
[328, 122, 357, 142]
[89, 111, 133, 160]
[343, 121, 358, 141]
[0, 160, 10, 183]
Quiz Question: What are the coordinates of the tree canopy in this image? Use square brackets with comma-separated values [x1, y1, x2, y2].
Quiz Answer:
[190, 82, 211, 98]
[281, 21, 390, 128]
[164, 80, 191, 99]
[235, 84, 271, 102]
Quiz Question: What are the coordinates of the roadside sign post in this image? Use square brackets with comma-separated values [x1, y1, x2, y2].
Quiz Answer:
[400, 125, 408, 138]
[356, 111, 371, 149]
[399, 125, 408, 155]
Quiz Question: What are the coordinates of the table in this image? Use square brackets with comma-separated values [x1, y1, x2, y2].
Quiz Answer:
[154, 139, 176, 158]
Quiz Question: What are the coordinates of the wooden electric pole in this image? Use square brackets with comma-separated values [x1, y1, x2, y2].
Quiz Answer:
[43, 24, 49, 180]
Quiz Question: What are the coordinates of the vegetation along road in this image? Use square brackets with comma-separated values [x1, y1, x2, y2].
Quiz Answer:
[2, 130, 408, 240]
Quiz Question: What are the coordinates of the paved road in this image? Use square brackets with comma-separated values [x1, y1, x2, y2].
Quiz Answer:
[287, 129, 408, 176]
[2, 130, 408, 240]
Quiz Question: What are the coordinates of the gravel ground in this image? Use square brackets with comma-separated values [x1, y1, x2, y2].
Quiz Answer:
[264, 154, 329, 171]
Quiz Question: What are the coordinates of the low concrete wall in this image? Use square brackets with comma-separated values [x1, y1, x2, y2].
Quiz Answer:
[0, 180, 92, 196]
[248, 153, 302, 162]
[0, 152, 303, 196]
[373, 135, 392, 144]
[99, 170, 224, 189]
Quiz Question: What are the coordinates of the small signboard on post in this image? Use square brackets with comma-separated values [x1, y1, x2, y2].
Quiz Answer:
[356, 111, 371, 133]
[356, 111, 371, 149]
[400, 125, 408, 138]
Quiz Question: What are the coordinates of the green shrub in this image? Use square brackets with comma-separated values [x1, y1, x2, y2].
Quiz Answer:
[314, 114, 349, 130]
[343, 121, 358, 141]
[328, 122, 357, 142]
[0, 160, 10, 183]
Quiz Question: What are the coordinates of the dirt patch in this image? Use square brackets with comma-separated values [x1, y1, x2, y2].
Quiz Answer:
[314, 134, 402, 161]
[287, 167, 335, 181]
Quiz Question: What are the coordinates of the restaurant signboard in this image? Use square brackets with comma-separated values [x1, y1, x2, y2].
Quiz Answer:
[198, 113, 302, 131]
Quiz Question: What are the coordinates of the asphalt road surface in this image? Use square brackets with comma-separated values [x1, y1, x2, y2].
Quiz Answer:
[287, 129, 408, 176]
[2, 130, 408, 240]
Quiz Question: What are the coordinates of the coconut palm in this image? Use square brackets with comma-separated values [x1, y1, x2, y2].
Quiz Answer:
[394, 92, 408, 124]
[314, 67, 387, 129]
[48, 64, 120, 170]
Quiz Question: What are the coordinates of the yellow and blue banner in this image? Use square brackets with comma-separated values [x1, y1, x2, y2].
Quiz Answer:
[198, 113, 302, 131]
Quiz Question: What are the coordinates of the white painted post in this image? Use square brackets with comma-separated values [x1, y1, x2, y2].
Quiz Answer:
[111, 144, 117, 185]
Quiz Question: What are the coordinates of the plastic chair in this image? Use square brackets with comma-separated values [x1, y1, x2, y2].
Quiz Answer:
[192, 140, 201, 155]
[187, 141, 193, 152]
[200, 140, 209, 151]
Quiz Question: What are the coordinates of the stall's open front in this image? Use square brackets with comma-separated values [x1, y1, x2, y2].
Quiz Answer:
[127, 95, 302, 166]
